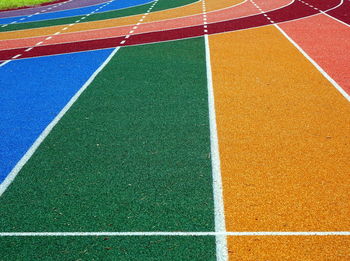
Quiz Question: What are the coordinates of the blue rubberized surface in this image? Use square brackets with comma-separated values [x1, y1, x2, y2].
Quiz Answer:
[0, 48, 114, 183]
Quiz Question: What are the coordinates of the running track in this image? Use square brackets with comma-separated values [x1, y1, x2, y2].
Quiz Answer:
[0, 0, 349, 259]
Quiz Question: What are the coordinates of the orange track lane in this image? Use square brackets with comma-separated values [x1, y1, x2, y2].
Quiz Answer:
[209, 25, 350, 230]
[0, 0, 292, 50]
[228, 236, 350, 260]
[279, 14, 350, 94]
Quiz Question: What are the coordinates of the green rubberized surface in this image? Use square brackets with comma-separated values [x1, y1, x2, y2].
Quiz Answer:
[0, 0, 54, 10]
[0, 0, 198, 32]
[0, 38, 214, 234]
[0, 236, 216, 260]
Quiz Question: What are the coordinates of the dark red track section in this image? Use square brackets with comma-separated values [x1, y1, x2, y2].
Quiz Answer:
[0, 0, 343, 61]
[326, 0, 350, 25]
[0, 0, 69, 13]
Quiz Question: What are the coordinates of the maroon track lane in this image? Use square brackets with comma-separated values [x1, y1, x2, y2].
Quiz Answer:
[327, 0, 350, 25]
[0, 0, 341, 61]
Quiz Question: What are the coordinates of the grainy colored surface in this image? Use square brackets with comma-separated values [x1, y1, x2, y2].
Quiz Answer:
[228, 236, 350, 260]
[209, 26, 350, 231]
[0, 0, 349, 259]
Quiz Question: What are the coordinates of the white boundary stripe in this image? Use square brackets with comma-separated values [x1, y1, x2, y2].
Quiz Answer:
[204, 34, 228, 261]
[0, 231, 349, 237]
[0, 46, 121, 197]
[274, 24, 350, 102]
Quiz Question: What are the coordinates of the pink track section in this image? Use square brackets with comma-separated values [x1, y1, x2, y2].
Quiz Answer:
[0, 0, 292, 51]
[279, 14, 350, 94]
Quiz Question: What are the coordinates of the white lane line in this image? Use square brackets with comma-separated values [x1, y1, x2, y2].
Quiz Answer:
[0, 46, 121, 197]
[0, 231, 349, 237]
[24, 47, 33, 52]
[12, 54, 22, 59]
[118, 0, 159, 45]
[249, 0, 276, 25]
[249, 0, 350, 101]
[205, 34, 228, 261]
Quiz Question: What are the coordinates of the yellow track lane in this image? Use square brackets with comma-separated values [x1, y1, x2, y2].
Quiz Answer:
[0, 0, 244, 40]
[208, 26, 350, 258]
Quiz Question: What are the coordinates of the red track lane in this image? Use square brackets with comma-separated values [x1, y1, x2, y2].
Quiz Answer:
[0, 0, 341, 61]
[327, 0, 350, 25]
[0, 0, 69, 13]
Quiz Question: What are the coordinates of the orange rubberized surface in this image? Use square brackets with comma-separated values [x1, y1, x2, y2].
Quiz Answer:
[279, 14, 350, 93]
[209, 26, 350, 232]
[228, 236, 350, 260]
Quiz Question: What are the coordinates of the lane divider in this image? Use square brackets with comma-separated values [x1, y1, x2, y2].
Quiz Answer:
[120, 0, 159, 45]
[202, 0, 208, 34]
[202, 2, 228, 261]
[1, 0, 73, 28]
[0, 0, 116, 67]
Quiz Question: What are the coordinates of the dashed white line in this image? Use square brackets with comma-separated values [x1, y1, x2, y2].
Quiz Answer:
[249, 0, 275, 24]
[12, 54, 22, 59]
[118, 0, 159, 46]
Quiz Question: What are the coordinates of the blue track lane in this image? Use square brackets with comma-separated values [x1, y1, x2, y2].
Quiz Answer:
[0, 49, 114, 183]
[0, 0, 153, 25]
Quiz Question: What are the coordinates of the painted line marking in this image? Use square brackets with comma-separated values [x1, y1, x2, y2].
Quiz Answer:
[249, 0, 276, 25]
[0, 232, 348, 237]
[118, 0, 159, 45]
[203, 0, 227, 255]
[297, 0, 349, 27]
[249, 0, 349, 100]
[275, 24, 350, 102]
[12, 54, 22, 59]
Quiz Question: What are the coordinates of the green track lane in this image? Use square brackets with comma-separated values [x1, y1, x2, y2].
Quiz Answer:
[0, 236, 216, 260]
[0, 37, 217, 258]
[0, 0, 198, 32]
